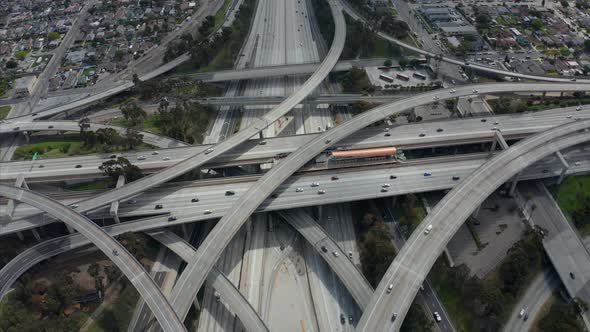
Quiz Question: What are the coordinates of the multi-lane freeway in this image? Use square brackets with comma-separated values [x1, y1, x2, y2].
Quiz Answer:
[0, 185, 186, 332]
[4, 147, 588, 236]
[277, 209, 373, 309]
[3, 106, 588, 182]
[355, 120, 590, 331]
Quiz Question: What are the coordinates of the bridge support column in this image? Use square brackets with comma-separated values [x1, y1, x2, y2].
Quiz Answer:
[555, 151, 570, 184]
[23, 131, 30, 143]
[181, 224, 190, 239]
[490, 131, 509, 156]
[31, 228, 41, 242]
[472, 204, 482, 219]
[5, 174, 30, 241]
[509, 171, 522, 197]
[109, 175, 126, 223]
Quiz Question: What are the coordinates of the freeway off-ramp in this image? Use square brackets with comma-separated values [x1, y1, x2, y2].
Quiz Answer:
[161, 83, 590, 325]
[356, 120, 590, 331]
[3, 106, 588, 182]
[0, 185, 186, 332]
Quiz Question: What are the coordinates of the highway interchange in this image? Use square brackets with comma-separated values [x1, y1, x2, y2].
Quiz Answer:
[2, 0, 590, 331]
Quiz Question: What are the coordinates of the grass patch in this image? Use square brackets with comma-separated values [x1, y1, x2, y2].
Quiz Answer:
[112, 114, 163, 135]
[65, 179, 113, 192]
[0, 106, 11, 119]
[214, 0, 233, 31]
[549, 175, 590, 236]
[13, 137, 152, 160]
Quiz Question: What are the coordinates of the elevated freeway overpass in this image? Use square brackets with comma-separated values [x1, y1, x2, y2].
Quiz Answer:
[2, 146, 588, 236]
[2, 105, 588, 183]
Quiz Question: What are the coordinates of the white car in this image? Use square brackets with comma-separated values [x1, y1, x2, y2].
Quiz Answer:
[295, 187, 304, 193]
[137, 155, 146, 160]
[472, 89, 479, 93]
[162, 156, 170, 161]
[387, 284, 393, 294]
[318, 189, 326, 195]
[450, 89, 456, 93]
[382, 183, 391, 188]
[434, 312, 442, 322]
[311, 182, 320, 187]
[424, 224, 433, 235]
[332, 251, 339, 257]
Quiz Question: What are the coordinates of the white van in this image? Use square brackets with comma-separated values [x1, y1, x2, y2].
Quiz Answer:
[424, 225, 433, 235]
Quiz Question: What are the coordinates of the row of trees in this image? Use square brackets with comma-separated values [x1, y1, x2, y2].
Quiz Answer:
[157, 99, 213, 144]
[358, 212, 396, 287]
[79, 117, 144, 152]
[0, 272, 88, 331]
[342, 14, 401, 60]
[430, 230, 546, 331]
[164, 0, 255, 71]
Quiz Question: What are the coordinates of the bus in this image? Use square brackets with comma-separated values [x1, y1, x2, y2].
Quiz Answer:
[412, 72, 427, 80]
[379, 74, 394, 82]
[396, 73, 410, 81]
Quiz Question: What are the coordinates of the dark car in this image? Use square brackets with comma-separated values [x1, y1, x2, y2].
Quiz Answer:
[191, 198, 199, 202]
[75, 164, 82, 168]
[419, 133, 426, 137]
[39, 164, 45, 168]
[570, 272, 575, 279]
[340, 314, 346, 324]
[390, 175, 397, 179]
[155, 204, 163, 209]
[109, 154, 117, 159]
[436, 128, 443, 132]
[321, 246, 328, 253]
[452, 176, 460, 181]
[331, 176, 339, 181]
[385, 133, 391, 137]
[391, 313, 397, 322]
[168, 216, 177, 221]
[225, 190, 236, 196]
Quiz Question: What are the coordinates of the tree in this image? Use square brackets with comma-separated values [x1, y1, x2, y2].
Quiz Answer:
[78, 117, 90, 137]
[15, 50, 28, 61]
[87, 263, 100, 278]
[398, 57, 409, 68]
[96, 128, 124, 148]
[120, 101, 147, 127]
[561, 0, 569, 6]
[5, 60, 17, 69]
[445, 98, 457, 112]
[125, 128, 143, 150]
[531, 18, 544, 30]
[560, 46, 571, 57]
[99, 157, 143, 182]
[584, 39, 590, 52]
[47, 31, 61, 41]
[384, 59, 392, 67]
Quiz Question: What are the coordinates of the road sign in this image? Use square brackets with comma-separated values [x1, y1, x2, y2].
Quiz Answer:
[32, 152, 38, 161]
